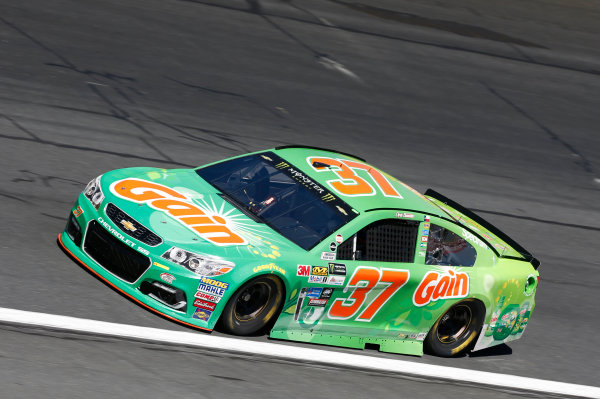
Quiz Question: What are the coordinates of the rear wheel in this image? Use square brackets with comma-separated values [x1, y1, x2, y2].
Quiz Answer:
[220, 275, 284, 336]
[424, 299, 485, 357]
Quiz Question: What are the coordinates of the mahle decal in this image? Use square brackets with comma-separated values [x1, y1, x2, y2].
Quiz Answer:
[110, 178, 246, 246]
[413, 270, 469, 307]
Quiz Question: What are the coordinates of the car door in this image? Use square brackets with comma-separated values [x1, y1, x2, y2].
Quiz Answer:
[307, 212, 426, 337]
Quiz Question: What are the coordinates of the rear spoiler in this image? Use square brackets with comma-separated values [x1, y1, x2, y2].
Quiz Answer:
[425, 189, 540, 270]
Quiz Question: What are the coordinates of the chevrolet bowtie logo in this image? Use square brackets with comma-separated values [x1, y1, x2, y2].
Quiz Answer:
[120, 219, 137, 232]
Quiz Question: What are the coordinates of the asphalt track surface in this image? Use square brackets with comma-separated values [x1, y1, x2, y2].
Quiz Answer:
[1, 0, 599, 397]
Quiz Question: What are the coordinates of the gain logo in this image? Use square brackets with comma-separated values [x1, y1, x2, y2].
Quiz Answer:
[110, 178, 246, 246]
[413, 270, 469, 307]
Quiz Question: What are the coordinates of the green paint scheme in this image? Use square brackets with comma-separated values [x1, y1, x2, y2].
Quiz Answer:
[60, 146, 539, 356]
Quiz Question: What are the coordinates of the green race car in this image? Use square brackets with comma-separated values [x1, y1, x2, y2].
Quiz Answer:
[59, 145, 539, 357]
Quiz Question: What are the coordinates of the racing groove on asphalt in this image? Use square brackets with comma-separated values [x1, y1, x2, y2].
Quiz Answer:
[1, 0, 599, 398]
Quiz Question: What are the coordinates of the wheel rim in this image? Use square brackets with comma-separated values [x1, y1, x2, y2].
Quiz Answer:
[234, 281, 272, 322]
[436, 304, 473, 344]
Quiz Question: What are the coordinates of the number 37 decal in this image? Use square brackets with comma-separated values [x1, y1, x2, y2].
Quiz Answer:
[328, 267, 409, 322]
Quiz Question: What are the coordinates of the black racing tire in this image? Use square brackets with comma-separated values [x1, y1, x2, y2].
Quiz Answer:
[424, 299, 485, 357]
[220, 275, 284, 336]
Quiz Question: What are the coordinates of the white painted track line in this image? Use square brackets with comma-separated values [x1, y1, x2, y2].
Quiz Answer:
[1, 307, 598, 398]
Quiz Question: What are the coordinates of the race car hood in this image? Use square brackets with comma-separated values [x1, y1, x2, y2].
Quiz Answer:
[97, 167, 298, 260]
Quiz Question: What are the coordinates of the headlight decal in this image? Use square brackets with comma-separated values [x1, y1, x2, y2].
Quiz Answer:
[84, 175, 105, 209]
[162, 247, 234, 276]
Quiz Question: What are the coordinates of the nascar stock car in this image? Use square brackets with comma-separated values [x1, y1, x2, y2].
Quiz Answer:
[59, 145, 540, 357]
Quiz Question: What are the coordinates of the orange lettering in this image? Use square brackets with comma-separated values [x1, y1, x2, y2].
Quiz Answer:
[413, 271, 470, 307]
[116, 179, 187, 201]
[309, 157, 402, 198]
[111, 178, 246, 246]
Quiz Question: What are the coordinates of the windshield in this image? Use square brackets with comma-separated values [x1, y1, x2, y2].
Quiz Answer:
[197, 152, 357, 250]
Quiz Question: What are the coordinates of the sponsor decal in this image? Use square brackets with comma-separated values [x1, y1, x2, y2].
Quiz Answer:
[326, 275, 345, 286]
[423, 222, 430, 229]
[197, 283, 226, 297]
[193, 298, 217, 311]
[416, 332, 427, 341]
[153, 261, 169, 270]
[422, 229, 429, 236]
[419, 242, 427, 248]
[194, 291, 221, 303]
[397, 333, 408, 339]
[402, 213, 414, 218]
[424, 215, 430, 222]
[311, 266, 328, 276]
[294, 288, 307, 321]
[73, 206, 84, 217]
[308, 275, 327, 283]
[110, 178, 246, 246]
[306, 288, 323, 299]
[335, 234, 343, 244]
[462, 228, 487, 249]
[410, 333, 418, 339]
[308, 298, 328, 307]
[253, 263, 286, 275]
[418, 251, 425, 257]
[160, 273, 175, 284]
[297, 264, 311, 277]
[320, 287, 334, 299]
[329, 242, 337, 252]
[420, 236, 428, 242]
[199, 277, 229, 290]
[321, 252, 336, 261]
[413, 270, 469, 307]
[97, 216, 148, 255]
[328, 263, 346, 275]
[192, 308, 212, 321]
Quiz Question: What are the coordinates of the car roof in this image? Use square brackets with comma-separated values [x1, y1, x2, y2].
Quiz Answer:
[272, 146, 445, 217]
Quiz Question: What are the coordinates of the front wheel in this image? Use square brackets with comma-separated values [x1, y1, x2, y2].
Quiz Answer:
[219, 275, 284, 336]
[424, 299, 485, 357]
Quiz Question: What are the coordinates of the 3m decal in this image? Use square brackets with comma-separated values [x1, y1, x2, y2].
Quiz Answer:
[413, 270, 469, 307]
[311, 266, 328, 276]
[110, 178, 246, 246]
[193, 299, 217, 311]
[308, 157, 403, 198]
[297, 264, 310, 277]
[160, 273, 175, 284]
[192, 308, 212, 321]
[328, 267, 409, 322]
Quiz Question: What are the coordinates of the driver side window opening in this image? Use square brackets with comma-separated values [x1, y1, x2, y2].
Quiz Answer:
[426, 224, 477, 266]
[337, 219, 419, 262]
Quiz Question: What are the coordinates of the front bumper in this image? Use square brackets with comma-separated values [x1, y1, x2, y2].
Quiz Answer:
[59, 196, 219, 331]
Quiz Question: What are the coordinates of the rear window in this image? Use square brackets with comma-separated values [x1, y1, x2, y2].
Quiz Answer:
[426, 224, 477, 266]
